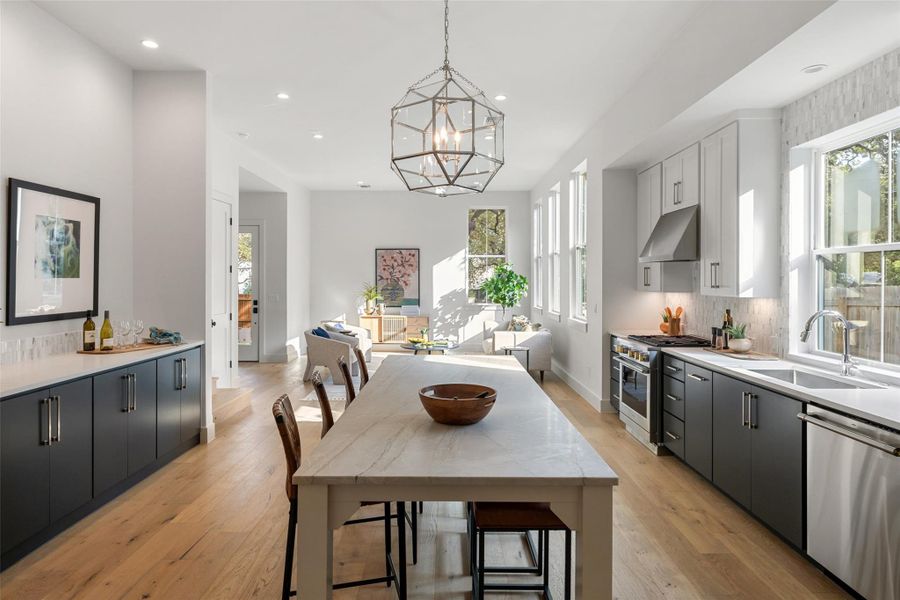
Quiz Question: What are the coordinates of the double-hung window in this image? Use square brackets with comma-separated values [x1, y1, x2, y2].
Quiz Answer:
[532, 203, 543, 310]
[548, 185, 561, 315]
[814, 127, 900, 365]
[467, 208, 507, 303]
[570, 166, 587, 321]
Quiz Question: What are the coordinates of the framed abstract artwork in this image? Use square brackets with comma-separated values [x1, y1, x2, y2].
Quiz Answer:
[375, 248, 420, 307]
[6, 178, 100, 325]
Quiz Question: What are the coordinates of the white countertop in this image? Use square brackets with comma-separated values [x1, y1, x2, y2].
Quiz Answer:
[295, 354, 618, 487]
[0, 341, 203, 398]
[663, 348, 900, 431]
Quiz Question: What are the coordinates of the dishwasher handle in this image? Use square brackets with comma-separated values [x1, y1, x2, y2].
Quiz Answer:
[798, 413, 900, 457]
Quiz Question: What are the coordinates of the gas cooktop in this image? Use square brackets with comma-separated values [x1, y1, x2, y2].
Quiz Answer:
[628, 334, 710, 347]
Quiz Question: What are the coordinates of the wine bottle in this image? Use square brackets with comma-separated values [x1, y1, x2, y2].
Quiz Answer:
[722, 310, 730, 350]
[82, 310, 96, 351]
[100, 310, 114, 351]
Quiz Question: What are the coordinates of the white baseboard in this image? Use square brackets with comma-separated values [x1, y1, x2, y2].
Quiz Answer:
[201, 423, 216, 444]
[550, 361, 604, 411]
[261, 351, 289, 363]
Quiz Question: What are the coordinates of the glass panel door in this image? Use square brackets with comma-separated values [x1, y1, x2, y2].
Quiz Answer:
[238, 225, 259, 362]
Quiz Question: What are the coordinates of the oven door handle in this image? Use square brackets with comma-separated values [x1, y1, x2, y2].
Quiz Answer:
[798, 413, 900, 456]
[613, 356, 650, 375]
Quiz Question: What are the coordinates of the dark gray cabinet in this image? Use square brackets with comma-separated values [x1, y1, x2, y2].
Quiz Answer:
[1, 379, 92, 555]
[93, 361, 158, 496]
[662, 411, 685, 460]
[712, 373, 803, 547]
[684, 364, 713, 480]
[157, 348, 202, 456]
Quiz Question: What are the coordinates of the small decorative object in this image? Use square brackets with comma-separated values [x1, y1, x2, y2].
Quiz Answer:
[377, 302, 385, 315]
[6, 178, 100, 325]
[724, 323, 752, 352]
[359, 282, 382, 315]
[418, 383, 496, 425]
[376, 248, 419, 307]
[390, 0, 504, 196]
[481, 263, 527, 316]
[419, 326, 429, 342]
[661, 306, 683, 335]
[148, 326, 183, 345]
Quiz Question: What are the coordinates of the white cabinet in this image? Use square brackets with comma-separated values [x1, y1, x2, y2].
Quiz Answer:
[636, 164, 693, 293]
[700, 119, 780, 298]
[662, 143, 699, 214]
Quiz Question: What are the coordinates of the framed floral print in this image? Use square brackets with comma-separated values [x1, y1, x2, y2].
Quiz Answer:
[375, 248, 420, 307]
[6, 178, 100, 325]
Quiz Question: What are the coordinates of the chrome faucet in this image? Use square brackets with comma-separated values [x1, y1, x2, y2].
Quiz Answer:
[800, 310, 857, 376]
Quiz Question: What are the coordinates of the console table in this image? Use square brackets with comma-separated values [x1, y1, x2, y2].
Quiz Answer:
[359, 315, 429, 343]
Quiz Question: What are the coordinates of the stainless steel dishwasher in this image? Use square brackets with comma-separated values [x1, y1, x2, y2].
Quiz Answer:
[800, 406, 900, 600]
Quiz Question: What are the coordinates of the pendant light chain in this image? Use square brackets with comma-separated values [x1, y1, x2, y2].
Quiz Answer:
[443, 0, 450, 76]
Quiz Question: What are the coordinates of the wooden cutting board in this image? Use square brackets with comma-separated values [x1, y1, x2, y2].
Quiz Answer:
[77, 342, 172, 355]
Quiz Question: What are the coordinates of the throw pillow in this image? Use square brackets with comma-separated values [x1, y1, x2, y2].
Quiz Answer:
[312, 327, 330, 338]
[322, 322, 344, 333]
[528, 323, 542, 331]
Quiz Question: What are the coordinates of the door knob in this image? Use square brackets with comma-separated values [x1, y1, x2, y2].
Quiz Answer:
[211, 319, 217, 327]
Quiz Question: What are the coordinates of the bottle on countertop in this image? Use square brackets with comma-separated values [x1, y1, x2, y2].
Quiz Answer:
[82, 310, 96, 351]
[722, 309, 732, 350]
[99, 310, 114, 351]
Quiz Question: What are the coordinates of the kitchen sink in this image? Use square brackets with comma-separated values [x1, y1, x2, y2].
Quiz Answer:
[749, 368, 877, 390]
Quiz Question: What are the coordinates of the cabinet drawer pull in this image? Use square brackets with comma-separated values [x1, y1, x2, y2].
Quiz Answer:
[41, 397, 51, 446]
[53, 396, 61, 442]
[665, 431, 680, 441]
[130, 374, 137, 412]
[749, 393, 757, 429]
[122, 374, 131, 412]
[181, 358, 188, 390]
[612, 393, 620, 402]
[687, 373, 707, 382]
[665, 365, 680, 373]
[665, 393, 680, 402]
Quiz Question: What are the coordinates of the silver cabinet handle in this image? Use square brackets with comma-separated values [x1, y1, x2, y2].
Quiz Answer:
[798, 413, 900, 456]
[741, 392, 749, 427]
[122, 374, 131, 412]
[613, 355, 650, 375]
[687, 373, 707, 382]
[612, 393, 620, 401]
[181, 358, 188, 390]
[130, 374, 137, 412]
[665, 365, 680, 373]
[665, 393, 680, 402]
[41, 397, 51, 446]
[175, 358, 182, 390]
[52, 395, 61, 442]
[665, 431, 680, 441]
[749, 393, 758, 429]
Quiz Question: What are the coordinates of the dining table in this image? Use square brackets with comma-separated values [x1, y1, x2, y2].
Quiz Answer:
[293, 353, 619, 599]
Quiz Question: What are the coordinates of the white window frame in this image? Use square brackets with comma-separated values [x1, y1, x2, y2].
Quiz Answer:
[532, 202, 543, 311]
[569, 164, 588, 325]
[548, 185, 561, 319]
[803, 116, 900, 372]
[466, 207, 508, 305]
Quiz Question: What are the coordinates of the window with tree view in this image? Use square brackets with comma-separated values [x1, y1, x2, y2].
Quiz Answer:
[467, 208, 506, 303]
[816, 128, 899, 365]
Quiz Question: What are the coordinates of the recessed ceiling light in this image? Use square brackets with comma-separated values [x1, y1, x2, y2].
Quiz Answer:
[493, 94, 507, 101]
[276, 92, 290, 100]
[357, 181, 371, 189]
[801, 64, 828, 74]
[141, 39, 159, 49]
[236, 131, 250, 139]
[312, 132, 324, 140]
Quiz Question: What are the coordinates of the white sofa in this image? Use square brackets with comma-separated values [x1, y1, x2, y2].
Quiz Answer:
[303, 323, 372, 384]
[482, 319, 551, 382]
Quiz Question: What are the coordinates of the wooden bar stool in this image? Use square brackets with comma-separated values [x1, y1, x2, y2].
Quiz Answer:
[468, 502, 572, 600]
[272, 394, 406, 599]
[336, 356, 357, 405]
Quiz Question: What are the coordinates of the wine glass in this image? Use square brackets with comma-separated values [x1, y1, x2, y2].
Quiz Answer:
[132, 320, 145, 346]
[118, 319, 132, 348]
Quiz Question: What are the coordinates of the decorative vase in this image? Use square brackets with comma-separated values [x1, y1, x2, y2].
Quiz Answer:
[667, 317, 681, 336]
[365, 299, 375, 315]
[377, 303, 385, 315]
[381, 278, 404, 304]
[729, 338, 752, 353]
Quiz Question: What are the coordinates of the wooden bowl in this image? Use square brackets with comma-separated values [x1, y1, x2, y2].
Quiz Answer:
[418, 383, 497, 425]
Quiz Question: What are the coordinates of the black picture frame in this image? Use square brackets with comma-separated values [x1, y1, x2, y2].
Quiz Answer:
[6, 178, 100, 325]
[375, 248, 420, 307]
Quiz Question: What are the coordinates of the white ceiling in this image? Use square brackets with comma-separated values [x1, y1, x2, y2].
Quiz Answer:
[38, 0, 706, 191]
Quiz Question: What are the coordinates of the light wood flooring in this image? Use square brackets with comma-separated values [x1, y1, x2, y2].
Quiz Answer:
[1, 355, 849, 599]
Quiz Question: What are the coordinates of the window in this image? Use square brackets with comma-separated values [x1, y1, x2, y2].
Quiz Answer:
[548, 185, 561, 314]
[532, 203, 543, 310]
[467, 208, 507, 303]
[570, 166, 587, 321]
[815, 127, 900, 365]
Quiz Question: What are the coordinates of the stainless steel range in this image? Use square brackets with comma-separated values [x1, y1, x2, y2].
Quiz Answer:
[611, 334, 709, 453]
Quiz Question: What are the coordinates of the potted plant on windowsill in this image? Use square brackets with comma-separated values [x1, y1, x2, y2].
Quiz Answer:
[481, 263, 528, 317]
[725, 323, 752, 352]
[359, 283, 382, 316]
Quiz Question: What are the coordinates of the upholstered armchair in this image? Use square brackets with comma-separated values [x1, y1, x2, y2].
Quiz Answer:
[303, 324, 372, 385]
[482, 320, 552, 382]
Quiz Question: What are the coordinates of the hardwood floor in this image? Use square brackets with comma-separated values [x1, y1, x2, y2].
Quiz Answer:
[0, 355, 848, 599]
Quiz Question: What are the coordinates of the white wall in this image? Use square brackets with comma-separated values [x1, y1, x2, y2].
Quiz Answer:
[0, 1, 133, 339]
[528, 1, 831, 409]
[210, 127, 312, 373]
[240, 192, 290, 362]
[310, 190, 530, 348]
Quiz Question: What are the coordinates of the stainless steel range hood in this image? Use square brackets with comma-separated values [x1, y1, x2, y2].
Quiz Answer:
[639, 206, 699, 262]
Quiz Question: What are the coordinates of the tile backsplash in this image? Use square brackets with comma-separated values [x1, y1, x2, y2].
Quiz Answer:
[0, 330, 83, 366]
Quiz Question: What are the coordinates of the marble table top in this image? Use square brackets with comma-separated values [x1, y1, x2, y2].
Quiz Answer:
[294, 354, 618, 487]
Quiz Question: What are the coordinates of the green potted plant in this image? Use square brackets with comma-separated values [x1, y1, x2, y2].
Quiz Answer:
[482, 263, 528, 317]
[724, 322, 752, 353]
[359, 282, 382, 315]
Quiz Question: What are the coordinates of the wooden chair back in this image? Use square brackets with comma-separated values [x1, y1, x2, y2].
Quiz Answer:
[354, 347, 370, 389]
[272, 394, 301, 501]
[337, 356, 357, 405]
[312, 371, 335, 437]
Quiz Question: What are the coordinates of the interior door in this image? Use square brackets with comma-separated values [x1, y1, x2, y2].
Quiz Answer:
[238, 225, 260, 362]
[210, 197, 233, 385]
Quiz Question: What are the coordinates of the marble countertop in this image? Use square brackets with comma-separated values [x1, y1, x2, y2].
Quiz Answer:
[295, 354, 619, 487]
[1, 341, 204, 398]
[662, 348, 900, 430]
